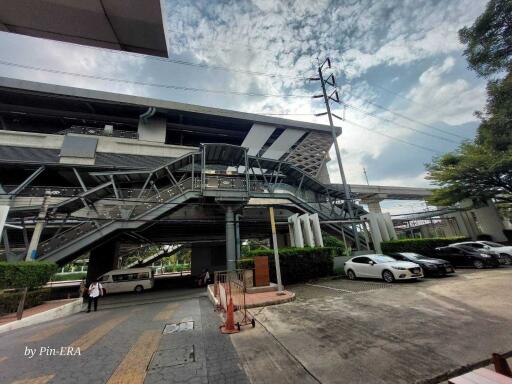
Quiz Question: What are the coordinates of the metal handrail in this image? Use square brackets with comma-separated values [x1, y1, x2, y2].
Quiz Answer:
[58, 126, 139, 139]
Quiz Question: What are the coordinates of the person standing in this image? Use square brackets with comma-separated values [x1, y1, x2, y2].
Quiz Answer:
[87, 280, 103, 313]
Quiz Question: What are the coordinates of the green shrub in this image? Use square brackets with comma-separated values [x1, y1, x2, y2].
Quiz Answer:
[0, 262, 58, 289]
[52, 272, 86, 281]
[238, 247, 335, 285]
[381, 237, 468, 256]
[0, 288, 50, 315]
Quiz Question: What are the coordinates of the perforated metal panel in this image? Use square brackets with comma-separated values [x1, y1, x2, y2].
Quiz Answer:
[285, 132, 332, 178]
[60, 135, 98, 158]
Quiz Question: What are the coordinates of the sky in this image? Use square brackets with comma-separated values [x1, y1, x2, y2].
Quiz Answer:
[0, 0, 490, 214]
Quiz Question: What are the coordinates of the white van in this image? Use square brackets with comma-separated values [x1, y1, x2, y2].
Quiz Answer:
[97, 268, 154, 294]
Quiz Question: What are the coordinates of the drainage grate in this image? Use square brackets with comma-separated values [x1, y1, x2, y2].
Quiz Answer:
[163, 321, 194, 334]
[148, 345, 195, 370]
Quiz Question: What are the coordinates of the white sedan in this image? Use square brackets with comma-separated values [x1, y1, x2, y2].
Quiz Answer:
[344, 254, 423, 283]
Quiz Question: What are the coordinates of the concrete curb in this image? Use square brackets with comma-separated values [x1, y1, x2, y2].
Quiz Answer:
[245, 292, 296, 309]
[206, 285, 295, 308]
[0, 298, 83, 334]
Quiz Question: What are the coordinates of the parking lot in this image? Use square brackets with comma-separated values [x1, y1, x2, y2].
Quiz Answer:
[232, 267, 512, 383]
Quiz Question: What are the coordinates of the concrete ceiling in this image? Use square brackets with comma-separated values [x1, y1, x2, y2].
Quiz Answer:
[0, 0, 169, 57]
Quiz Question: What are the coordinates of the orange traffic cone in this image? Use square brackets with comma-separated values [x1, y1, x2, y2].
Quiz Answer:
[220, 297, 239, 334]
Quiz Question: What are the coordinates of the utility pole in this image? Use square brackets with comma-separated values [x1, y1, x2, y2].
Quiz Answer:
[363, 168, 370, 186]
[311, 58, 361, 250]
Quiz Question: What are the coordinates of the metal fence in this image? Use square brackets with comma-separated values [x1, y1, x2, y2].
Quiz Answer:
[213, 269, 254, 330]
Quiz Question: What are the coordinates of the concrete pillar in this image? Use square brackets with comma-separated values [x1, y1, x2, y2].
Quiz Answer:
[450, 212, 471, 238]
[309, 213, 324, 247]
[383, 213, 398, 240]
[225, 206, 236, 271]
[26, 191, 51, 261]
[377, 215, 390, 241]
[191, 244, 226, 276]
[86, 240, 120, 284]
[288, 222, 296, 246]
[362, 213, 383, 253]
[365, 199, 382, 214]
[235, 214, 241, 262]
[288, 214, 304, 248]
[472, 201, 507, 242]
[0, 205, 8, 244]
[299, 213, 315, 247]
[138, 115, 167, 143]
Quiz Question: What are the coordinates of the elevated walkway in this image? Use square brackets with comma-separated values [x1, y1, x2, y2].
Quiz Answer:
[34, 144, 368, 265]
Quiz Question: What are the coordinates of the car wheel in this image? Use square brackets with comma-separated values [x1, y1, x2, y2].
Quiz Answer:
[501, 254, 512, 265]
[347, 270, 356, 280]
[134, 285, 144, 293]
[382, 270, 395, 283]
[473, 260, 484, 269]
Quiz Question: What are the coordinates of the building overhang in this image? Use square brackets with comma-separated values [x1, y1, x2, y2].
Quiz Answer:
[0, 76, 339, 135]
[0, 0, 169, 57]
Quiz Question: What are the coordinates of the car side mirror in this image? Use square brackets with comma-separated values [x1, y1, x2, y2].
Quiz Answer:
[369, 261, 375, 266]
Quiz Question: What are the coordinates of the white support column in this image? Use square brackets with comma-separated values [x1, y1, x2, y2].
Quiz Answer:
[0, 205, 9, 244]
[383, 213, 398, 240]
[472, 201, 507, 242]
[288, 222, 296, 247]
[362, 213, 383, 253]
[299, 213, 315, 247]
[377, 215, 390, 242]
[288, 214, 304, 248]
[309, 213, 324, 247]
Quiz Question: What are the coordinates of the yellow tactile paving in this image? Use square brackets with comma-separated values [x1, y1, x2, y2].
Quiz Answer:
[153, 303, 179, 321]
[69, 314, 130, 352]
[24, 324, 71, 342]
[106, 329, 161, 384]
[10, 374, 55, 384]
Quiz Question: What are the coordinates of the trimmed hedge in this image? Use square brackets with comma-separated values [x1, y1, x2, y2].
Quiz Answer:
[238, 247, 335, 285]
[52, 272, 87, 282]
[0, 288, 50, 315]
[381, 237, 468, 256]
[0, 262, 58, 289]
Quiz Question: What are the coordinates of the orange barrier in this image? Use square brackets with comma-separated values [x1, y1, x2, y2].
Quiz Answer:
[214, 270, 256, 333]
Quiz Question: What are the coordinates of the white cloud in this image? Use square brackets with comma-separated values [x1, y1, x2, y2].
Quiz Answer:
[0, 0, 490, 214]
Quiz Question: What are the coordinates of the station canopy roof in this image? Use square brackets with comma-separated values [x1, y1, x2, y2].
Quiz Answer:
[0, 0, 169, 57]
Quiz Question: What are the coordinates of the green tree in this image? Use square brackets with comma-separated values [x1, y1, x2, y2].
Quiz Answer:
[427, 0, 512, 206]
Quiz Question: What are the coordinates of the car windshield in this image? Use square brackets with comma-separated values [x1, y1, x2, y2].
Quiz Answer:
[373, 255, 397, 263]
[482, 241, 503, 248]
[400, 253, 427, 260]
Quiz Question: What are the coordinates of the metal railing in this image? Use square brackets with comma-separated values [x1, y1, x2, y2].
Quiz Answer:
[37, 178, 195, 257]
[213, 269, 254, 329]
[58, 126, 139, 139]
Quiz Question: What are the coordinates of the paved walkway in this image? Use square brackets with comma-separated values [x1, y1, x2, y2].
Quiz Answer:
[0, 293, 248, 384]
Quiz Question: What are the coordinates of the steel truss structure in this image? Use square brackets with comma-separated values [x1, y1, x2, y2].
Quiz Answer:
[2, 143, 368, 265]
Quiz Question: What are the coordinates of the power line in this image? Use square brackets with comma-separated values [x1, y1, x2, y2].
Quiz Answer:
[343, 118, 442, 154]
[341, 102, 460, 144]
[353, 96, 467, 140]
[0, 60, 311, 99]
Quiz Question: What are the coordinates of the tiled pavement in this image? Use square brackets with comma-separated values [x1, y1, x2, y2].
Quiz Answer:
[0, 294, 249, 384]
